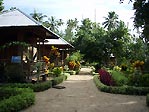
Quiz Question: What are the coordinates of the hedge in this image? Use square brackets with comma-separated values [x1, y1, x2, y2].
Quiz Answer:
[52, 75, 67, 86]
[0, 87, 35, 112]
[93, 75, 149, 95]
[147, 94, 149, 106]
[0, 80, 52, 92]
[0, 74, 68, 92]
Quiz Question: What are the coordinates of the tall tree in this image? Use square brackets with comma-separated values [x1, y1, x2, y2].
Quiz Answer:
[133, 0, 149, 43]
[119, 0, 149, 44]
[102, 11, 119, 31]
[30, 9, 47, 23]
[0, 0, 4, 12]
[64, 18, 78, 43]
[43, 16, 64, 34]
[74, 18, 108, 63]
[119, 0, 149, 63]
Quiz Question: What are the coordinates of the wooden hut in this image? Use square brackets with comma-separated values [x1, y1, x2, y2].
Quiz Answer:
[39, 38, 74, 66]
[0, 9, 60, 81]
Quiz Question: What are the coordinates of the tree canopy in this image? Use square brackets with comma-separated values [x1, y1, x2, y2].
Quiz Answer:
[120, 0, 149, 43]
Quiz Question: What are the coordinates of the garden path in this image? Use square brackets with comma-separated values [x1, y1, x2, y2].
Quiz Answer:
[22, 67, 149, 112]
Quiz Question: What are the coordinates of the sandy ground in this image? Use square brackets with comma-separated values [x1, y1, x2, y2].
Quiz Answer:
[21, 68, 149, 112]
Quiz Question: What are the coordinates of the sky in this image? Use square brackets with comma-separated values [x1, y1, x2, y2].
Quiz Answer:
[3, 0, 136, 34]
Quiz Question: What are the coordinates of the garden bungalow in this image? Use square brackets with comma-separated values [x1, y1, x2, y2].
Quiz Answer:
[0, 9, 60, 80]
[0, 9, 60, 63]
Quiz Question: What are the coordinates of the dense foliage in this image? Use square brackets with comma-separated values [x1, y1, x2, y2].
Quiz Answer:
[0, 87, 35, 112]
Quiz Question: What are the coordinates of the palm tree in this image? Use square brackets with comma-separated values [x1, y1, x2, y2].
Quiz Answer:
[64, 18, 78, 42]
[43, 16, 64, 34]
[47, 16, 58, 32]
[102, 11, 119, 31]
[30, 9, 47, 23]
[66, 18, 78, 29]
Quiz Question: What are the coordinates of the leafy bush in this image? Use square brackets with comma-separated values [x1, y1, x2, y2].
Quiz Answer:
[128, 74, 149, 87]
[93, 75, 149, 95]
[52, 67, 63, 77]
[98, 69, 115, 86]
[52, 75, 67, 86]
[0, 87, 35, 112]
[0, 80, 52, 92]
[110, 70, 128, 86]
[0, 87, 23, 101]
[147, 94, 149, 106]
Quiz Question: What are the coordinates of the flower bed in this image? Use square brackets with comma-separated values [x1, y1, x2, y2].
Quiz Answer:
[0, 87, 35, 112]
[93, 75, 149, 95]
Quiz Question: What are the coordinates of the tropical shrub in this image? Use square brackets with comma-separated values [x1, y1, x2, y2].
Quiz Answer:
[68, 61, 76, 70]
[66, 51, 82, 71]
[110, 70, 128, 86]
[52, 75, 67, 86]
[98, 69, 115, 86]
[52, 67, 63, 77]
[128, 74, 149, 87]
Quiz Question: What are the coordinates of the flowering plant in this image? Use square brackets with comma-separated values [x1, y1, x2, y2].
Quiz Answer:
[43, 56, 50, 63]
[68, 61, 76, 70]
[50, 46, 60, 61]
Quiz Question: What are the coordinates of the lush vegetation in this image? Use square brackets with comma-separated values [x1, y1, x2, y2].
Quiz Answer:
[0, 0, 149, 109]
[0, 87, 35, 112]
[93, 75, 149, 95]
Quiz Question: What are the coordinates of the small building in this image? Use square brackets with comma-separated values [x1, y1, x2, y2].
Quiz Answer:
[39, 38, 74, 66]
[0, 9, 60, 63]
[0, 9, 74, 82]
[0, 9, 61, 81]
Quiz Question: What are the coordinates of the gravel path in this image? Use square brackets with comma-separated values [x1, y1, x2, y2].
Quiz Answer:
[22, 68, 149, 112]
